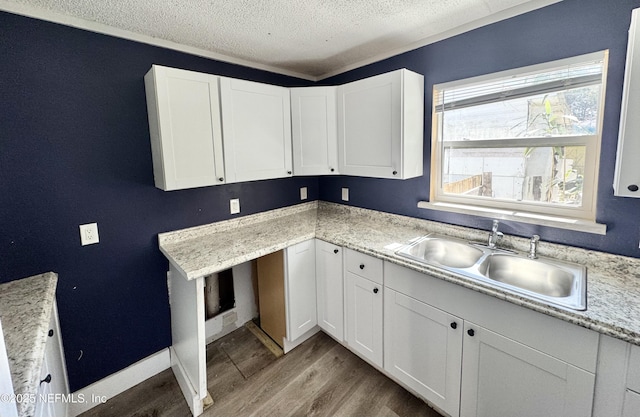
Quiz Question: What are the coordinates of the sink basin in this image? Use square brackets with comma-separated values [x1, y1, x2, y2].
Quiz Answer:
[400, 236, 484, 268]
[396, 234, 586, 311]
[478, 254, 575, 298]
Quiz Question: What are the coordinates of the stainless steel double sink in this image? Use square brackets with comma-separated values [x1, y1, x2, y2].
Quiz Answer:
[395, 234, 586, 311]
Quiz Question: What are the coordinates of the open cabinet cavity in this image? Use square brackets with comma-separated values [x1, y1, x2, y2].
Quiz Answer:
[255, 241, 321, 353]
[203, 262, 259, 344]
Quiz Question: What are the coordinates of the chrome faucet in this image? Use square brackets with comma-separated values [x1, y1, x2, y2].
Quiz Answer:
[487, 220, 503, 249]
[528, 235, 540, 259]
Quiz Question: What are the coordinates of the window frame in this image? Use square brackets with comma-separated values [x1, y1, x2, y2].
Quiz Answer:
[429, 51, 609, 222]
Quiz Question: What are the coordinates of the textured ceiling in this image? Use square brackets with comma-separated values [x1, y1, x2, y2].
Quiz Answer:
[1, 0, 560, 80]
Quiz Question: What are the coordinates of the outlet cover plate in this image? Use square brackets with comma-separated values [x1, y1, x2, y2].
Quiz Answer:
[79, 223, 99, 246]
[230, 198, 240, 214]
[300, 187, 308, 200]
[341, 188, 349, 202]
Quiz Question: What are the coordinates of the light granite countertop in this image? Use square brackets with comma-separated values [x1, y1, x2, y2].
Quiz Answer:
[159, 202, 318, 280]
[159, 201, 640, 347]
[0, 272, 58, 417]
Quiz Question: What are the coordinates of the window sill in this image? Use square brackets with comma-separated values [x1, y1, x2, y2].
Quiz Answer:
[417, 201, 606, 235]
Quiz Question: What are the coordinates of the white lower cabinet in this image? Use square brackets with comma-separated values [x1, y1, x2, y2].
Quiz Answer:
[593, 336, 640, 417]
[285, 240, 317, 342]
[460, 322, 595, 417]
[384, 289, 462, 417]
[315, 240, 344, 342]
[249, 244, 601, 417]
[623, 390, 640, 417]
[35, 302, 69, 417]
[345, 272, 383, 367]
[344, 249, 383, 367]
[384, 261, 598, 417]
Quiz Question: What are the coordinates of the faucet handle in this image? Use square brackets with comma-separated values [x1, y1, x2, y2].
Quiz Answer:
[528, 234, 540, 259]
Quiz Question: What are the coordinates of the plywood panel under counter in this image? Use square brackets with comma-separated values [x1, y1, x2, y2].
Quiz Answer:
[257, 250, 286, 348]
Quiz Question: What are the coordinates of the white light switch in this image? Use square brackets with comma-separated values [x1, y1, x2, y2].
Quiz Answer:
[342, 188, 349, 202]
[300, 187, 308, 200]
[230, 198, 240, 214]
[79, 223, 99, 246]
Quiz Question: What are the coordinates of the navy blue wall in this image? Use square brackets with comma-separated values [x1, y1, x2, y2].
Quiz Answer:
[0, 12, 316, 391]
[320, 0, 640, 258]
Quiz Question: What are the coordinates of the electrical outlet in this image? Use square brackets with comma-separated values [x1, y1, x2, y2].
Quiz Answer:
[230, 198, 240, 215]
[341, 187, 349, 202]
[79, 223, 99, 246]
[300, 187, 308, 200]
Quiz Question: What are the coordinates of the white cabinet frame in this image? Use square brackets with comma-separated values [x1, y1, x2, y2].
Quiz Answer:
[615, 8, 640, 198]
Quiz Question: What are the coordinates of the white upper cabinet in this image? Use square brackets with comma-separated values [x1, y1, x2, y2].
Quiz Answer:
[337, 69, 424, 179]
[615, 8, 640, 198]
[145, 65, 425, 189]
[144, 65, 225, 191]
[220, 77, 293, 183]
[291, 87, 339, 176]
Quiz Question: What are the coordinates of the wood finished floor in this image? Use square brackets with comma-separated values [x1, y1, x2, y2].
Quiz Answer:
[80, 327, 444, 417]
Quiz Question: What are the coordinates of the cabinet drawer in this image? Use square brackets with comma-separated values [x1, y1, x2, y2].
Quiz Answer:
[627, 344, 640, 392]
[345, 249, 383, 285]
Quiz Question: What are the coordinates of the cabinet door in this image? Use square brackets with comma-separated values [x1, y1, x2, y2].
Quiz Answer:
[461, 322, 595, 417]
[44, 302, 69, 417]
[615, 9, 640, 198]
[384, 289, 463, 417]
[145, 65, 225, 190]
[345, 272, 383, 367]
[37, 355, 53, 417]
[315, 240, 344, 342]
[338, 70, 401, 179]
[285, 240, 317, 342]
[291, 87, 338, 176]
[622, 390, 640, 417]
[220, 77, 292, 183]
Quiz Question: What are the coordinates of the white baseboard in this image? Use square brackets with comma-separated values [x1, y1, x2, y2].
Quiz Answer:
[68, 348, 170, 417]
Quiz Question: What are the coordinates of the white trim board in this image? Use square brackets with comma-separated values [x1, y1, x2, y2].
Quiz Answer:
[68, 348, 170, 417]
